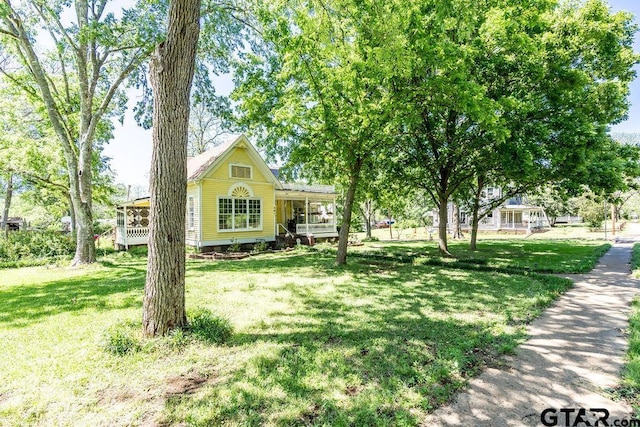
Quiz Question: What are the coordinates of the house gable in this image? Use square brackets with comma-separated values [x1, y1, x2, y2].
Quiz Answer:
[188, 134, 281, 188]
[190, 134, 279, 246]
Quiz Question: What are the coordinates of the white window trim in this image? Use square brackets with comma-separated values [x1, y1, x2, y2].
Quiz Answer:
[217, 196, 263, 232]
[227, 182, 255, 197]
[229, 163, 253, 180]
[187, 196, 195, 231]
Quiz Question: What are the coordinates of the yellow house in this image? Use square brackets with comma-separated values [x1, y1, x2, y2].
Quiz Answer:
[115, 134, 338, 250]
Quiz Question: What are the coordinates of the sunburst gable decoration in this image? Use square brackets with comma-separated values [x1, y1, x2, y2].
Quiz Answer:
[231, 186, 251, 198]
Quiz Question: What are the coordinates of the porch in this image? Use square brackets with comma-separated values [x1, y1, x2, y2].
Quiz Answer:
[114, 199, 150, 249]
[467, 206, 550, 231]
[275, 189, 339, 239]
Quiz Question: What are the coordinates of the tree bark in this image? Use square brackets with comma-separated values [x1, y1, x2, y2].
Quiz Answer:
[2, 173, 13, 238]
[143, 0, 201, 338]
[470, 199, 481, 251]
[67, 193, 76, 233]
[360, 200, 373, 239]
[437, 192, 450, 254]
[451, 202, 463, 239]
[469, 176, 485, 251]
[611, 203, 616, 236]
[336, 160, 362, 265]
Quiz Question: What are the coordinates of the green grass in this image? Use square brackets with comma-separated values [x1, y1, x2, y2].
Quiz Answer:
[0, 239, 606, 426]
[620, 243, 640, 415]
[348, 239, 610, 273]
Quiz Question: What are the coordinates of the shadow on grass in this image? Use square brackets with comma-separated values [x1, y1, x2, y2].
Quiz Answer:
[187, 251, 337, 276]
[0, 263, 146, 329]
[161, 257, 571, 426]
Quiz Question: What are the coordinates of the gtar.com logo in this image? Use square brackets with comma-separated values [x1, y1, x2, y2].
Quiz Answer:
[540, 408, 640, 427]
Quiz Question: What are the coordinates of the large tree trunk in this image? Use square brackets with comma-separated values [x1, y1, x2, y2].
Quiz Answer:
[66, 193, 76, 233]
[451, 202, 463, 239]
[73, 198, 95, 263]
[469, 176, 485, 251]
[2, 173, 13, 238]
[336, 161, 362, 265]
[437, 193, 450, 254]
[362, 200, 373, 239]
[143, 0, 201, 338]
[470, 200, 481, 251]
[71, 133, 96, 265]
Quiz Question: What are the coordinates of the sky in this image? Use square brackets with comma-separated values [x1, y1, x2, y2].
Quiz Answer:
[103, 0, 640, 190]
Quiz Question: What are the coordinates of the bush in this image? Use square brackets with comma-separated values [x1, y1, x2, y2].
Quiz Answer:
[575, 196, 605, 229]
[102, 321, 142, 356]
[0, 231, 74, 261]
[252, 241, 269, 253]
[189, 308, 233, 344]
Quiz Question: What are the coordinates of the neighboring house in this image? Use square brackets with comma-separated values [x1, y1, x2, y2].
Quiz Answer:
[436, 186, 551, 233]
[115, 134, 339, 250]
[2, 217, 24, 231]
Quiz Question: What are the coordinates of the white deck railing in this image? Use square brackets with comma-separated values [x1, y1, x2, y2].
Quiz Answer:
[295, 223, 337, 235]
[115, 226, 149, 246]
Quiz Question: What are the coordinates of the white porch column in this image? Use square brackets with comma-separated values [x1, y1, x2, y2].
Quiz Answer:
[305, 196, 309, 234]
[333, 197, 337, 233]
[124, 205, 129, 250]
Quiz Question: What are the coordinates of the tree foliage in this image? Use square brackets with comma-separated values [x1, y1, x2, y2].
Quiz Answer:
[0, 0, 160, 264]
[235, 0, 407, 264]
[389, 0, 637, 253]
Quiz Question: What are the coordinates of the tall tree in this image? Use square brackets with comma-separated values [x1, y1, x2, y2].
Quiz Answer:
[235, 0, 403, 265]
[188, 100, 229, 155]
[0, 0, 158, 264]
[1, 172, 12, 237]
[142, 0, 201, 338]
[390, 0, 637, 254]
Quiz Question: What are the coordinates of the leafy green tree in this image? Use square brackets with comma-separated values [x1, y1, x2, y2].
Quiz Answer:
[391, 0, 637, 254]
[0, 79, 118, 232]
[0, 0, 160, 264]
[235, 0, 404, 265]
[527, 186, 576, 226]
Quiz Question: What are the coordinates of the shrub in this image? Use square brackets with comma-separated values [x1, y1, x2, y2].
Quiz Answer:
[227, 239, 242, 253]
[0, 231, 74, 261]
[188, 308, 233, 344]
[252, 240, 269, 253]
[102, 321, 142, 356]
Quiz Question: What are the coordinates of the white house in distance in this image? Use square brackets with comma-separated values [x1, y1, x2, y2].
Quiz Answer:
[115, 134, 339, 250]
[436, 187, 551, 233]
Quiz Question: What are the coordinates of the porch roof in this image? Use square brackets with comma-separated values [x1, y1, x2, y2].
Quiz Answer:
[117, 197, 150, 208]
[500, 204, 543, 210]
[276, 183, 336, 200]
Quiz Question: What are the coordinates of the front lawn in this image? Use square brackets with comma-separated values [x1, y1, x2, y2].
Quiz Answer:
[0, 240, 606, 426]
[621, 243, 640, 416]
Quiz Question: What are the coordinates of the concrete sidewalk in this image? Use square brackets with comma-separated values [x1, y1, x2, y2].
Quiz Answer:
[425, 242, 639, 426]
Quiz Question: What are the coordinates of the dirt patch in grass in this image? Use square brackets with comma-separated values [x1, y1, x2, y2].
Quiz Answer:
[164, 370, 221, 397]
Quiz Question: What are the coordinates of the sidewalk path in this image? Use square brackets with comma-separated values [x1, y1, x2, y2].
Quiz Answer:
[425, 242, 639, 426]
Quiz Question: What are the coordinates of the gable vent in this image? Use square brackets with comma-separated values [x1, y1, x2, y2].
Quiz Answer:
[231, 165, 251, 179]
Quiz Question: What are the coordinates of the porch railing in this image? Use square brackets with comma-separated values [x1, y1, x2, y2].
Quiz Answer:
[295, 223, 336, 235]
[115, 226, 149, 245]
